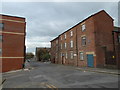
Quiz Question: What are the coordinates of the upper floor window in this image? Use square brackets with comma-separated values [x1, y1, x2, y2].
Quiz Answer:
[79, 52, 84, 60]
[81, 36, 86, 46]
[81, 24, 86, 31]
[0, 23, 4, 30]
[70, 40, 73, 48]
[0, 35, 2, 42]
[70, 31, 73, 37]
[118, 35, 120, 43]
[61, 43, 62, 49]
[64, 42, 67, 49]
[56, 40, 58, 44]
[61, 36, 62, 40]
[64, 33, 66, 39]
[0, 48, 2, 55]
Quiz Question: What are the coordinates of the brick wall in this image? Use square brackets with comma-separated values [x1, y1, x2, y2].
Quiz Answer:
[0, 15, 26, 72]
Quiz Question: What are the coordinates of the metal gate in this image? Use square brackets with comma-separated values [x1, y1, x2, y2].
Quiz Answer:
[87, 54, 94, 67]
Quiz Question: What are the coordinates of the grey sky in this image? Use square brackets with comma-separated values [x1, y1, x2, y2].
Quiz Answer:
[1, 2, 118, 54]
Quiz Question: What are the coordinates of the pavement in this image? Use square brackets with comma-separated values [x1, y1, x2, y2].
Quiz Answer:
[1, 61, 120, 88]
[76, 67, 120, 75]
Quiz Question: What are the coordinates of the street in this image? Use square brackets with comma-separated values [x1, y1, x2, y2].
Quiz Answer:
[2, 61, 119, 88]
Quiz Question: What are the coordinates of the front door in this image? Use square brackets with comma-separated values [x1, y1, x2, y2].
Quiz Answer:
[87, 54, 94, 67]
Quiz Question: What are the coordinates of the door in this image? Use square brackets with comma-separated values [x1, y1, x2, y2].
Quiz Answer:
[87, 54, 94, 67]
[62, 56, 65, 64]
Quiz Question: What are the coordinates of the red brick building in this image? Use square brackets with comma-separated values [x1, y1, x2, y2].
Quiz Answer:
[50, 10, 119, 69]
[0, 14, 26, 72]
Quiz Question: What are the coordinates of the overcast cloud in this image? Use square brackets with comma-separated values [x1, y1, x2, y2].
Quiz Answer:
[1, 2, 119, 54]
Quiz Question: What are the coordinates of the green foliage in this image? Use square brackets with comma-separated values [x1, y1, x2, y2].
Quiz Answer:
[26, 52, 34, 59]
[37, 49, 50, 61]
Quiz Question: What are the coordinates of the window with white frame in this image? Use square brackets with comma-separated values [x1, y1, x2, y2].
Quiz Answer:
[66, 52, 68, 59]
[0, 48, 2, 55]
[64, 42, 67, 49]
[61, 36, 62, 40]
[70, 31, 73, 37]
[56, 40, 58, 44]
[56, 53, 57, 58]
[79, 52, 84, 60]
[70, 40, 73, 48]
[64, 33, 66, 39]
[118, 35, 120, 43]
[61, 43, 62, 49]
[81, 24, 86, 31]
[70, 51, 73, 59]
[61, 53, 62, 58]
[0, 23, 4, 30]
[0, 35, 2, 42]
[81, 36, 86, 46]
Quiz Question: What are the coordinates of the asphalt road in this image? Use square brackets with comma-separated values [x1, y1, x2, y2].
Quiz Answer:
[2, 61, 119, 88]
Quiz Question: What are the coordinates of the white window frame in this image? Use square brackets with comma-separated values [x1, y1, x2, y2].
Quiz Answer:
[64, 33, 66, 39]
[61, 36, 62, 40]
[70, 51, 73, 59]
[0, 35, 2, 42]
[56, 40, 58, 44]
[80, 52, 84, 60]
[70, 31, 73, 37]
[56, 53, 57, 58]
[82, 36, 86, 46]
[0, 23, 4, 30]
[64, 42, 67, 49]
[66, 52, 68, 59]
[70, 40, 73, 48]
[0, 48, 2, 55]
[81, 24, 86, 31]
[61, 43, 62, 49]
[118, 35, 120, 43]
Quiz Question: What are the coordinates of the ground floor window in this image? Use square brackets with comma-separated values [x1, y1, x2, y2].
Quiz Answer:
[79, 52, 84, 60]
[70, 51, 73, 59]
[66, 52, 67, 59]
[0, 48, 2, 55]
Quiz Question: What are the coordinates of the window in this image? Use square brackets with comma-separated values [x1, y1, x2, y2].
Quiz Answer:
[64, 43, 67, 49]
[61, 53, 62, 58]
[61, 36, 62, 40]
[66, 52, 68, 59]
[56, 40, 58, 44]
[81, 24, 86, 31]
[81, 36, 86, 46]
[118, 35, 120, 43]
[0, 49, 1, 54]
[70, 51, 73, 59]
[61, 43, 62, 49]
[64, 33, 66, 39]
[0, 35, 2, 42]
[70, 31, 73, 37]
[0, 23, 4, 30]
[80, 52, 84, 60]
[56, 53, 57, 58]
[70, 40, 73, 48]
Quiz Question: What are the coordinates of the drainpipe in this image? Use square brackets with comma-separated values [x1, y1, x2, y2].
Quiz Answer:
[76, 27, 78, 67]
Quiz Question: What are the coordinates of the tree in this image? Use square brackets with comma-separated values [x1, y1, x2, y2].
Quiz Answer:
[26, 52, 34, 59]
[37, 49, 50, 61]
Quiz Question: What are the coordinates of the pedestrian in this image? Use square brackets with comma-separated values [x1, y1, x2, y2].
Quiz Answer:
[22, 63, 25, 69]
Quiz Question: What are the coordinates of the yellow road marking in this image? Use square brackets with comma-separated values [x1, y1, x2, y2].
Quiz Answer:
[45, 83, 58, 90]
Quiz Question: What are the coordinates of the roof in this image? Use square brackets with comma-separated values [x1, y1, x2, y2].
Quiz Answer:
[0, 14, 25, 19]
[50, 36, 59, 42]
[50, 10, 113, 42]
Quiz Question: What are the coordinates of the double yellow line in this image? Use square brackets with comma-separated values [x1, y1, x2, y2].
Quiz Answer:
[45, 83, 58, 90]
